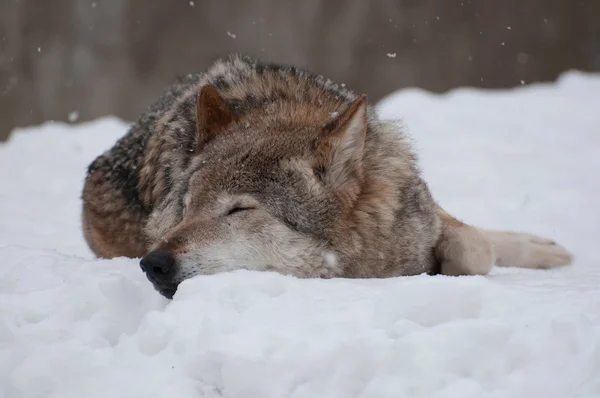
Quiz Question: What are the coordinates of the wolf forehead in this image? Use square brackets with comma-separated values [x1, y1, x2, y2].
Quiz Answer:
[180, 143, 340, 226]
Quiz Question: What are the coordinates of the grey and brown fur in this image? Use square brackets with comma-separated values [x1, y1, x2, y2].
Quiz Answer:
[82, 54, 573, 298]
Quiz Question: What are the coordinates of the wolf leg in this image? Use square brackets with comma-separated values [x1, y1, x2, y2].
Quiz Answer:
[479, 230, 573, 269]
[435, 208, 573, 274]
[434, 209, 494, 276]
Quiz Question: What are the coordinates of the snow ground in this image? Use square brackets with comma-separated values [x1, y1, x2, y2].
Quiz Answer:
[1, 71, 600, 398]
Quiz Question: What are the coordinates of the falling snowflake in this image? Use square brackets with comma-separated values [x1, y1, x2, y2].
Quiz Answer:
[68, 111, 79, 123]
[227, 31, 237, 39]
[386, 53, 397, 58]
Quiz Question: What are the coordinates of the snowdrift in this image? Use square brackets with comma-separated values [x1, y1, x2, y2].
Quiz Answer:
[1, 71, 599, 398]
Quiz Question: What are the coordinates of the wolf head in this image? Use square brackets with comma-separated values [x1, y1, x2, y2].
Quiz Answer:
[140, 84, 371, 298]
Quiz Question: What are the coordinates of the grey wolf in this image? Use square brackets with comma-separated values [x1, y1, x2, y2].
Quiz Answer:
[81, 54, 572, 298]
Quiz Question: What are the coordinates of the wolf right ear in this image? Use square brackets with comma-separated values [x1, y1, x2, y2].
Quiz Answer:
[196, 85, 237, 150]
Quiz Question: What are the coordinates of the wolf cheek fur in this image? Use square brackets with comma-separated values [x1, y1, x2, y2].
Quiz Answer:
[82, 54, 573, 298]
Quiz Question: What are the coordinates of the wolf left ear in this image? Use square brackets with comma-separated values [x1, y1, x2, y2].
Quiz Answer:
[196, 85, 237, 150]
[316, 94, 368, 200]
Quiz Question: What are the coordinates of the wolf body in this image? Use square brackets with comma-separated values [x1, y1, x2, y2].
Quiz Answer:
[82, 55, 572, 298]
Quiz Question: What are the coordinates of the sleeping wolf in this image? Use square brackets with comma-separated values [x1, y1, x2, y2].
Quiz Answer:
[82, 55, 572, 298]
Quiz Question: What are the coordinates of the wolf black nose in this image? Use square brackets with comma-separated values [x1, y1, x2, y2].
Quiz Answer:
[140, 251, 175, 278]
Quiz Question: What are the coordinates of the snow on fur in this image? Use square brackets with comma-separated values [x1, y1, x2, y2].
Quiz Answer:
[1, 71, 600, 398]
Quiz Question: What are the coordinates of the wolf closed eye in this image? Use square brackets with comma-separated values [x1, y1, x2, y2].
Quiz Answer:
[225, 206, 255, 216]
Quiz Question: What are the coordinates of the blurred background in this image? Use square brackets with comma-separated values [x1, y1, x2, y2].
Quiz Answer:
[1, 0, 599, 141]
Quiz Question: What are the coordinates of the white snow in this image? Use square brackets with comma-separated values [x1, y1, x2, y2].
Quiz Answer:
[2, 71, 600, 398]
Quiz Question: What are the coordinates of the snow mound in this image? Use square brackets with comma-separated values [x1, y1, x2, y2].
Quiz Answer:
[2, 72, 600, 398]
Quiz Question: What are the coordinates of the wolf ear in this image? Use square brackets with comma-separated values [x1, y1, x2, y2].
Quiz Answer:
[196, 85, 237, 150]
[316, 95, 368, 199]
